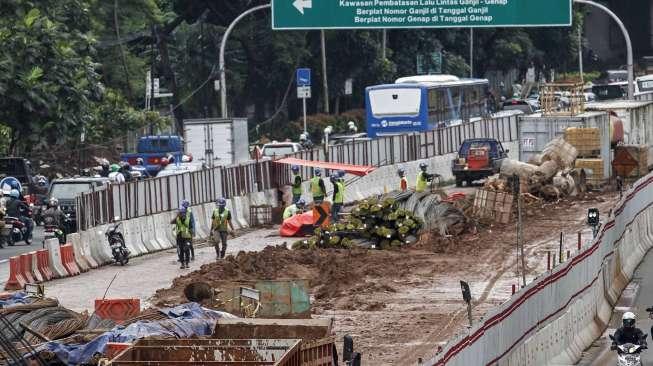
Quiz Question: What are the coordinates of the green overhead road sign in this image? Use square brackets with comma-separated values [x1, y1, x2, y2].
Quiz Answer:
[272, 0, 572, 30]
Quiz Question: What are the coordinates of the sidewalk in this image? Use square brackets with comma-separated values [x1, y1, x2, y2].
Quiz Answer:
[0, 228, 288, 312]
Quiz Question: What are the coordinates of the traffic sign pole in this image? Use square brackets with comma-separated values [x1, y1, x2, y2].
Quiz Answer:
[302, 97, 307, 134]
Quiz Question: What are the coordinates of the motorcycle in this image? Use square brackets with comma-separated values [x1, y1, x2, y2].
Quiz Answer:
[105, 221, 130, 265]
[610, 334, 648, 366]
[43, 214, 71, 247]
[4, 216, 32, 246]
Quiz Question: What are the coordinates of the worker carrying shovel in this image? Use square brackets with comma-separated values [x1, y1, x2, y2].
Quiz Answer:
[210, 197, 235, 260]
[416, 163, 440, 193]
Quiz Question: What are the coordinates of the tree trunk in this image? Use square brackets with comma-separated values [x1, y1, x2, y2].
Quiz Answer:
[153, 25, 184, 134]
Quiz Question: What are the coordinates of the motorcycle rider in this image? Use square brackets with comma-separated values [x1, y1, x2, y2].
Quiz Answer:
[42, 197, 67, 243]
[171, 204, 194, 269]
[108, 164, 125, 184]
[613, 312, 647, 346]
[132, 158, 150, 178]
[119, 161, 133, 182]
[99, 159, 111, 178]
[5, 189, 33, 240]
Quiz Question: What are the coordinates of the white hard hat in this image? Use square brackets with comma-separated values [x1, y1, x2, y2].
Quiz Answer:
[623, 312, 636, 321]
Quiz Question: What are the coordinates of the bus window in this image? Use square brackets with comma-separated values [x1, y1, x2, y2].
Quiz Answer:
[428, 89, 447, 127]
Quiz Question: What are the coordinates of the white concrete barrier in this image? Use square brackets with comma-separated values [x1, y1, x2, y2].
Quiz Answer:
[139, 217, 161, 252]
[425, 173, 653, 366]
[153, 213, 173, 249]
[190, 205, 208, 238]
[45, 239, 68, 278]
[121, 220, 145, 256]
[68, 233, 91, 272]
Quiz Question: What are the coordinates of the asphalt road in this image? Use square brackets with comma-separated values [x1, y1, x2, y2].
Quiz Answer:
[0, 226, 45, 263]
[579, 248, 653, 365]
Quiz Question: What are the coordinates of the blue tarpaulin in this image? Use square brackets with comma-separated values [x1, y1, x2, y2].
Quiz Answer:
[35, 303, 235, 365]
[0, 291, 29, 307]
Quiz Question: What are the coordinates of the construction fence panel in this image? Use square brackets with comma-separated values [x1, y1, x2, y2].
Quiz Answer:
[425, 173, 653, 366]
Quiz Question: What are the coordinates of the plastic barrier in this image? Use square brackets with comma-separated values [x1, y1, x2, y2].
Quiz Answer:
[68, 232, 91, 272]
[60, 244, 81, 276]
[19, 253, 36, 284]
[425, 173, 653, 366]
[94, 298, 140, 324]
[36, 249, 54, 281]
[4, 256, 26, 290]
[29, 251, 44, 283]
[45, 238, 69, 278]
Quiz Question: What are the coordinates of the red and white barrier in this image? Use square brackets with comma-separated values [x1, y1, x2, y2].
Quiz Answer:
[19, 253, 35, 284]
[30, 251, 43, 283]
[60, 244, 80, 276]
[36, 249, 54, 281]
[4, 256, 26, 290]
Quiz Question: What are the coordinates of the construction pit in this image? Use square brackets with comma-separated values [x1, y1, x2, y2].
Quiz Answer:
[151, 190, 619, 365]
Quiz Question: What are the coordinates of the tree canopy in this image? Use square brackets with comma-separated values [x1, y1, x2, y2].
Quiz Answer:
[0, 0, 586, 158]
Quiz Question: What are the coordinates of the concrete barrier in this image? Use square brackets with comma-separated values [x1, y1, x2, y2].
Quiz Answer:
[138, 217, 161, 252]
[153, 213, 173, 249]
[30, 251, 43, 283]
[45, 238, 69, 278]
[68, 232, 91, 272]
[4, 256, 26, 290]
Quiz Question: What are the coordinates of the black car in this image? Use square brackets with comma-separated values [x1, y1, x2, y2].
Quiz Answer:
[452, 138, 509, 187]
[47, 177, 110, 232]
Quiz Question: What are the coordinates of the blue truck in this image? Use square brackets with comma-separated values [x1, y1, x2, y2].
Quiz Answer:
[121, 135, 184, 176]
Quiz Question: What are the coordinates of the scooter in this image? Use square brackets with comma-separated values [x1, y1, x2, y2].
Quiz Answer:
[105, 221, 130, 265]
[43, 216, 70, 247]
[610, 334, 647, 366]
[4, 215, 32, 246]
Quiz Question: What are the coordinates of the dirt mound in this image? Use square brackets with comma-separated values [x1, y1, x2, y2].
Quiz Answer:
[152, 245, 425, 310]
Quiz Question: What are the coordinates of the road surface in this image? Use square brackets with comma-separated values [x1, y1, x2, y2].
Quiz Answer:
[0, 226, 45, 263]
[578, 248, 653, 365]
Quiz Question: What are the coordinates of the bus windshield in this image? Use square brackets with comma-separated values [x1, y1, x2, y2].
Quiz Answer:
[368, 88, 421, 118]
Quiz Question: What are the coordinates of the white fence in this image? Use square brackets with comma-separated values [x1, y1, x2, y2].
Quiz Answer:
[425, 172, 653, 365]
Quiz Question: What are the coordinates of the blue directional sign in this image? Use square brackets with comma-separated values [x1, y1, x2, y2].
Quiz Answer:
[296, 68, 311, 87]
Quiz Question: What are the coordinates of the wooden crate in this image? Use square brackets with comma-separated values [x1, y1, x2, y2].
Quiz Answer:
[473, 189, 514, 224]
[575, 158, 604, 184]
[564, 127, 600, 157]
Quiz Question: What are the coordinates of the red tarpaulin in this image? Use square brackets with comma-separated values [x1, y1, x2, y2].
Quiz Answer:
[280, 211, 315, 237]
[274, 158, 376, 177]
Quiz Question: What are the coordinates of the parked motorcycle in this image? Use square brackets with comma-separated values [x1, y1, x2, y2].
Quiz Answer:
[610, 334, 647, 366]
[105, 221, 129, 265]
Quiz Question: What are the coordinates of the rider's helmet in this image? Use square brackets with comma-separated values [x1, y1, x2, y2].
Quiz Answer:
[49, 197, 59, 208]
[217, 198, 227, 208]
[136, 157, 144, 166]
[296, 198, 306, 208]
[419, 162, 428, 171]
[110, 164, 120, 173]
[623, 312, 636, 328]
[314, 168, 322, 177]
[9, 189, 19, 199]
[291, 165, 300, 173]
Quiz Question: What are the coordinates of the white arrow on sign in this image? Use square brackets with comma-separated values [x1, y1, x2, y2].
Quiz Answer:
[293, 0, 312, 15]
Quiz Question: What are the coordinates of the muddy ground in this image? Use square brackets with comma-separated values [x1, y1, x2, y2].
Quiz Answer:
[151, 192, 619, 365]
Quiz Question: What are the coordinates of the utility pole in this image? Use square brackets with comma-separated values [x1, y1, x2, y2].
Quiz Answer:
[513, 175, 526, 287]
[469, 28, 474, 78]
[382, 29, 387, 60]
[321, 30, 330, 114]
[578, 25, 584, 83]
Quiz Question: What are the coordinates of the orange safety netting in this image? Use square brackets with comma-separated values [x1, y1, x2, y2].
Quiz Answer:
[274, 158, 376, 177]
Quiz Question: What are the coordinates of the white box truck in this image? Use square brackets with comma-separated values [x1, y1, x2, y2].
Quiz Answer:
[183, 118, 249, 167]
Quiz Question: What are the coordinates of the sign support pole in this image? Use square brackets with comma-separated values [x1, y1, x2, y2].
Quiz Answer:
[469, 28, 474, 78]
[302, 97, 307, 134]
[220, 4, 271, 118]
[574, 0, 633, 99]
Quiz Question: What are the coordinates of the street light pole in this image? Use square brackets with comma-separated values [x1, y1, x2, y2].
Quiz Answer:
[219, 3, 271, 118]
[574, 0, 633, 99]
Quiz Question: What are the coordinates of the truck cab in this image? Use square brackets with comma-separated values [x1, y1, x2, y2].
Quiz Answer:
[121, 135, 184, 176]
[452, 138, 508, 187]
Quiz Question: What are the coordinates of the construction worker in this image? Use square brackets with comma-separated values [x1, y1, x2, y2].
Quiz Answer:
[283, 198, 306, 220]
[291, 165, 302, 204]
[398, 168, 408, 192]
[211, 197, 234, 259]
[331, 170, 345, 222]
[311, 168, 326, 203]
[416, 163, 435, 193]
[171, 204, 194, 269]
